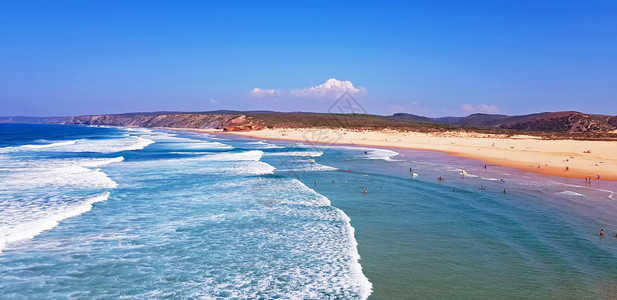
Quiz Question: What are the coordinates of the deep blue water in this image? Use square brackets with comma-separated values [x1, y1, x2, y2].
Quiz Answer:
[1, 124, 616, 299]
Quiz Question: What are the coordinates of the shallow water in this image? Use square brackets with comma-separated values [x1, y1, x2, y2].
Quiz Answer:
[1, 124, 616, 299]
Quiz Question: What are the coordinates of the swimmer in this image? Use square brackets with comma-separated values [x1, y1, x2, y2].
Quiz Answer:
[314, 180, 317, 185]
[332, 180, 335, 183]
[364, 189, 368, 194]
[600, 229, 604, 236]
[503, 189, 507, 194]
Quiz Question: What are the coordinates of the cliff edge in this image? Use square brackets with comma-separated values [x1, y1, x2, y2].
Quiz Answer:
[64, 113, 260, 131]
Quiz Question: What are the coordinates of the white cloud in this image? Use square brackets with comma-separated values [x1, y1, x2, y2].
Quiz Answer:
[461, 104, 499, 114]
[249, 78, 366, 102]
[290, 78, 366, 99]
[209, 98, 219, 105]
[249, 88, 277, 99]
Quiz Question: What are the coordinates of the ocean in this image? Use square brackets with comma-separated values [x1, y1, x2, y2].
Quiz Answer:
[1, 123, 616, 299]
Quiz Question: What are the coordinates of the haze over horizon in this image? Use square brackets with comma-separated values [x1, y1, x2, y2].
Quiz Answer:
[1, 1, 616, 117]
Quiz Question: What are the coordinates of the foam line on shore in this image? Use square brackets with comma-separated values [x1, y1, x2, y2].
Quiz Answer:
[0, 192, 110, 253]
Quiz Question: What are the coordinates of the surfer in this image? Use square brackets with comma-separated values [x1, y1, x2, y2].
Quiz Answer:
[438, 176, 444, 181]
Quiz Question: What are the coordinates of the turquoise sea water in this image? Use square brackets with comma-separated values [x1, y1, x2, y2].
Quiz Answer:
[1, 124, 616, 299]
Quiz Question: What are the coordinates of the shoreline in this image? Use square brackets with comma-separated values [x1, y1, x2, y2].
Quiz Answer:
[183, 128, 617, 182]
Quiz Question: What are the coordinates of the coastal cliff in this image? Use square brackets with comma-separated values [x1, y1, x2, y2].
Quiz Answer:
[64, 113, 260, 131]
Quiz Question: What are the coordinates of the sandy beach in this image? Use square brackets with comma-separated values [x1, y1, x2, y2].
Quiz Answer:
[202, 128, 617, 181]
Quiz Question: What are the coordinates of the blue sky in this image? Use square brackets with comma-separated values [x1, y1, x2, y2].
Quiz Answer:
[1, 1, 616, 117]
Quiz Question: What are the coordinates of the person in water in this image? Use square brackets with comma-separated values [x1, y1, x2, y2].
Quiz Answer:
[600, 229, 604, 236]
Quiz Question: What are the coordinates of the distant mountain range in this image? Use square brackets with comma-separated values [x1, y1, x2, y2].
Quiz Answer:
[2, 110, 617, 134]
[391, 111, 617, 133]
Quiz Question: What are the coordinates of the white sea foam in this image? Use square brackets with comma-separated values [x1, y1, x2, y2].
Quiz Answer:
[81, 156, 125, 168]
[480, 177, 501, 181]
[71, 136, 155, 153]
[142, 132, 233, 150]
[247, 177, 372, 298]
[225, 161, 276, 176]
[20, 140, 78, 149]
[247, 141, 283, 149]
[0, 157, 123, 190]
[251, 178, 332, 207]
[0, 192, 110, 253]
[277, 158, 338, 172]
[557, 191, 586, 197]
[264, 151, 324, 157]
[336, 208, 373, 299]
[183, 141, 233, 149]
[363, 149, 401, 161]
[199, 150, 264, 162]
[2, 136, 155, 153]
